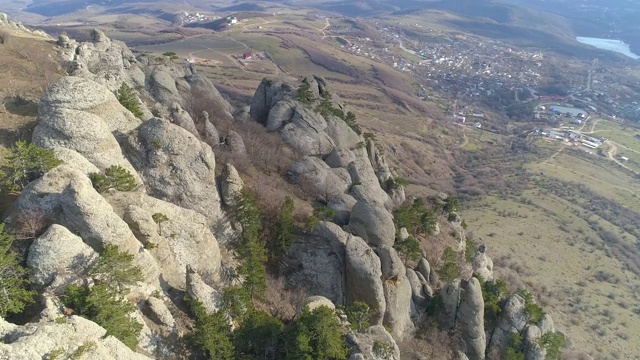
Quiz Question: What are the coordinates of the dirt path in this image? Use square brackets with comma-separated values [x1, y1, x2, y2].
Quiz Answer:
[587, 117, 601, 133]
[605, 140, 636, 172]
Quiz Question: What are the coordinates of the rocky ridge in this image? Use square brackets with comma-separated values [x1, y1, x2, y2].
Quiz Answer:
[0, 19, 563, 360]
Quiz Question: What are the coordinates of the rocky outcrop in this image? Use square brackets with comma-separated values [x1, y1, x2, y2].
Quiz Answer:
[457, 278, 486, 360]
[327, 194, 357, 225]
[347, 325, 400, 360]
[306, 296, 336, 312]
[250, 77, 359, 156]
[107, 191, 222, 290]
[219, 163, 244, 208]
[0, 316, 152, 360]
[345, 236, 385, 325]
[34, 77, 141, 178]
[348, 201, 395, 247]
[287, 222, 350, 305]
[124, 118, 222, 220]
[61, 29, 143, 91]
[377, 245, 414, 338]
[169, 102, 198, 137]
[289, 156, 351, 202]
[27, 224, 98, 289]
[472, 244, 494, 281]
[186, 266, 222, 315]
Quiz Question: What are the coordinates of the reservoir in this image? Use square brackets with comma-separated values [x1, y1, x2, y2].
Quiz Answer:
[576, 37, 640, 60]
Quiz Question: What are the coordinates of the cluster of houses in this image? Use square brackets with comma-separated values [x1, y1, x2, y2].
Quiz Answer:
[536, 128, 604, 149]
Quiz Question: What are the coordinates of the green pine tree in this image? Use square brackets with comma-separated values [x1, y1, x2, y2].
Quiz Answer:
[89, 165, 137, 193]
[234, 310, 284, 360]
[188, 298, 235, 360]
[345, 301, 371, 333]
[235, 190, 268, 299]
[117, 83, 144, 119]
[393, 236, 422, 264]
[0, 224, 36, 317]
[273, 197, 296, 263]
[0, 141, 61, 194]
[437, 247, 460, 283]
[90, 244, 144, 293]
[282, 306, 348, 360]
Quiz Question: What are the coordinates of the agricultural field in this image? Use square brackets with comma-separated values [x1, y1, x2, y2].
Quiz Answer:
[462, 118, 640, 359]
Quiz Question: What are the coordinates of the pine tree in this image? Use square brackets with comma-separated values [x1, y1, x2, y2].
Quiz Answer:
[0, 224, 35, 317]
[345, 301, 371, 332]
[273, 197, 296, 263]
[90, 244, 144, 293]
[89, 165, 137, 193]
[0, 141, 61, 194]
[117, 83, 144, 119]
[152, 213, 169, 236]
[393, 236, 422, 264]
[282, 306, 348, 360]
[189, 298, 235, 360]
[234, 310, 284, 359]
[235, 190, 268, 299]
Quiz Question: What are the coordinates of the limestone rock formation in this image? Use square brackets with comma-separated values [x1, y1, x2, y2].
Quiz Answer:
[220, 163, 244, 207]
[124, 118, 222, 219]
[417, 258, 431, 284]
[289, 156, 351, 202]
[472, 244, 494, 281]
[287, 222, 350, 304]
[457, 278, 486, 360]
[169, 102, 198, 137]
[0, 316, 152, 360]
[186, 266, 222, 315]
[327, 194, 357, 225]
[146, 296, 176, 329]
[306, 296, 336, 311]
[27, 224, 98, 289]
[347, 325, 400, 360]
[348, 200, 395, 247]
[377, 245, 414, 338]
[107, 191, 222, 290]
[345, 236, 386, 325]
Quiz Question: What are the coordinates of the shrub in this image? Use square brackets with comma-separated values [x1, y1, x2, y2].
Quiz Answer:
[345, 301, 371, 333]
[394, 236, 422, 264]
[152, 213, 169, 236]
[234, 310, 284, 359]
[481, 279, 509, 327]
[504, 333, 525, 360]
[393, 199, 437, 236]
[313, 205, 336, 222]
[281, 305, 348, 360]
[162, 51, 176, 57]
[89, 165, 137, 193]
[465, 238, 476, 263]
[220, 285, 253, 324]
[188, 298, 235, 360]
[296, 79, 315, 104]
[90, 244, 144, 293]
[235, 190, 268, 299]
[272, 197, 296, 263]
[372, 340, 395, 360]
[437, 247, 460, 283]
[442, 197, 460, 215]
[519, 289, 545, 324]
[117, 83, 144, 119]
[64, 284, 142, 349]
[344, 111, 361, 135]
[385, 177, 409, 190]
[0, 223, 35, 317]
[538, 331, 566, 360]
[0, 140, 61, 194]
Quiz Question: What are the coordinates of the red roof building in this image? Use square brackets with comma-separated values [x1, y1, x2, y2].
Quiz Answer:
[243, 52, 253, 59]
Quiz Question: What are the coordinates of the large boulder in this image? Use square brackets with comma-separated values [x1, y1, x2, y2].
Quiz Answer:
[169, 102, 198, 137]
[348, 201, 395, 247]
[0, 316, 152, 360]
[106, 191, 222, 290]
[327, 194, 357, 225]
[289, 156, 351, 202]
[457, 278, 486, 360]
[345, 236, 385, 325]
[287, 222, 350, 305]
[219, 163, 244, 208]
[124, 118, 222, 220]
[39, 76, 142, 134]
[186, 266, 222, 315]
[441, 280, 462, 329]
[27, 224, 98, 289]
[472, 244, 494, 281]
[377, 245, 414, 338]
[347, 325, 400, 360]
[183, 73, 233, 119]
[59, 176, 160, 284]
[62, 29, 142, 91]
[488, 293, 528, 356]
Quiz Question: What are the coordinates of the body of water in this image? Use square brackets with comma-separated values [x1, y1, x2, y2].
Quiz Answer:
[576, 37, 640, 60]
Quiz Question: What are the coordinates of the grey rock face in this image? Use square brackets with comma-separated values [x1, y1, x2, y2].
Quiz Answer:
[146, 297, 176, 329]
[186, 266, 222, 315]
[441, 280, 462, 328]
[377, 245, 414, 338]
[169, 102, 199, 137]
[287, 222, 350, 305]
[226, 130, 246, 154]
[108, 191, 222, 290]
[347, 325, 400, 360]
[51, 148, 100, 176]
[417, 258, 431, 284]
[220, 163, 244, 208]
[406, 269, 428, 307]
[0, 316, 152, 360]
[27, 224, 98, 288]
[289, 156, 351, 202]
[348, 201, 395, 247]
[488, 293, 528, 356]
[457, 278, 486, 360]
[345, 236, 385, 325]
[472, 244, 494, 281]
[59, 177, 160, 284]
[327, 194, 357, 225]
[306, 296, 336, 311]
[125, 118, 222, 220]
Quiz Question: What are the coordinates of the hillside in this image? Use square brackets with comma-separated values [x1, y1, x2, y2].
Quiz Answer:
[1, 2, 640, 359]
